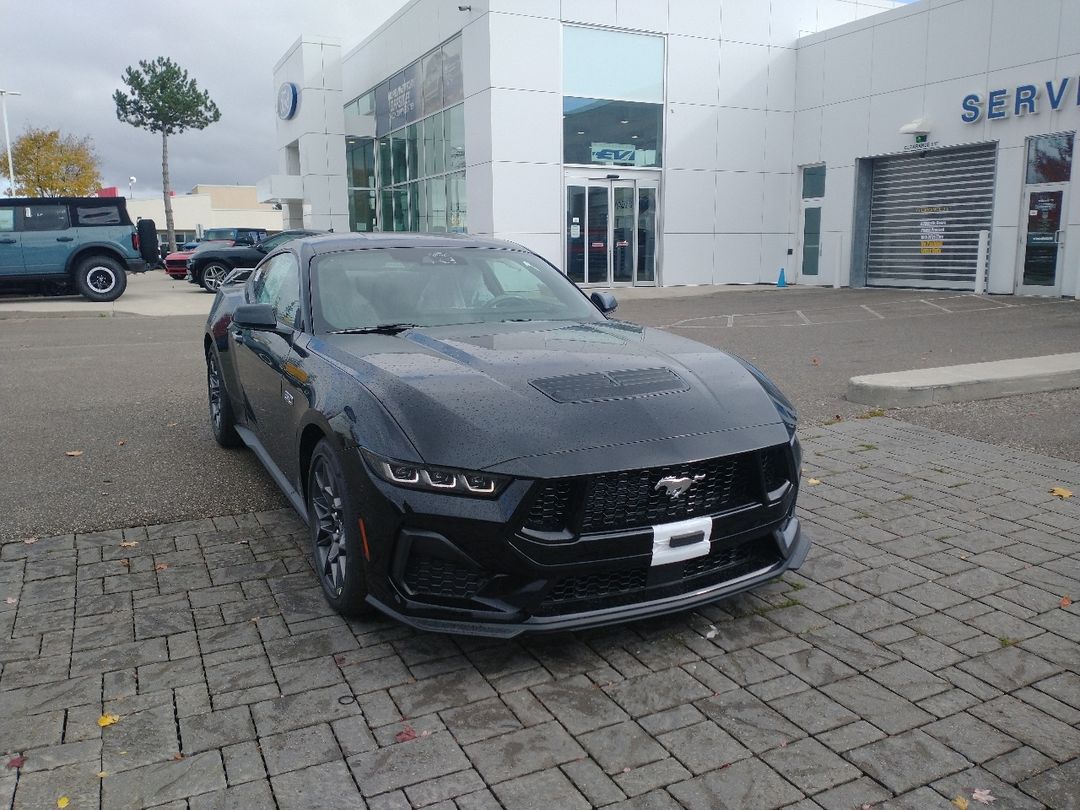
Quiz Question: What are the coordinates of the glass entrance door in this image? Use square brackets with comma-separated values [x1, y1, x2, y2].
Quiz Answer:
[1017, 185, 1068, 295]
[566, 176, 658, 286]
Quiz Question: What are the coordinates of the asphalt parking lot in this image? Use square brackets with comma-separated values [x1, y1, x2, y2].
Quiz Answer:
[1, 418, 1077, 809]
[2, 277, 1077, 542]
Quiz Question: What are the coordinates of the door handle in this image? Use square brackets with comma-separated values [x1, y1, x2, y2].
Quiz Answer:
[56, 237, 74, 242]
[0, 238, 14, 245]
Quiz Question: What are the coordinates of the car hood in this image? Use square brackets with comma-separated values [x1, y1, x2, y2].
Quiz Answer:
[315, 320, 790, 475]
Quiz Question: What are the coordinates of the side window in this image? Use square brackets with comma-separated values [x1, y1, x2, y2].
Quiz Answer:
[254, 253, 302, 328]
[74, 206, 121, 226]
[0, 209, 13, 232]
[21, 205, 70, 231]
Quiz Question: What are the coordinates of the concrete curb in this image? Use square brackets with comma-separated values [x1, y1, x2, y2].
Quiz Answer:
[848, 352, 1080, 407]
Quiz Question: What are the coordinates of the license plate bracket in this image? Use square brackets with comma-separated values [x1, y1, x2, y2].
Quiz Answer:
[651, 516, 712, 567]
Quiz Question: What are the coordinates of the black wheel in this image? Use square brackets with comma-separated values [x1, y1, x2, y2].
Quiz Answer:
[206, 350, 241, 447]
[74, 255, 128, 302]
[307, 440, 373, 617]
[200, 262, 230, 293]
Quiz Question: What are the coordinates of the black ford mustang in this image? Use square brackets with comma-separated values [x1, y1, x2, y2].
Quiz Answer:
[204, 233, 808, 636]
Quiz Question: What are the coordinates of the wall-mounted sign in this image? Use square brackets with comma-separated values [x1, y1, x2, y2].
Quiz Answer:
[962, 76, 1079, 123]
[919, 218, 946, 254]
[277, 82, 299, 120]
[591, 143, 636, 164]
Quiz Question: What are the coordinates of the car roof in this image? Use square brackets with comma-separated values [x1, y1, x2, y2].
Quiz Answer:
[295, 232, 527, 257]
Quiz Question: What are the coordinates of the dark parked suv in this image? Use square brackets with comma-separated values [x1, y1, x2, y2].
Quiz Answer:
[0, 197, 156, 301]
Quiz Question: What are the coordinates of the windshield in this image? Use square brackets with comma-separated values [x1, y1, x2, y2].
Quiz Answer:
[257, 232, 298, 251]
[203, 228, 237, 241]
[311, 247, 603, 333]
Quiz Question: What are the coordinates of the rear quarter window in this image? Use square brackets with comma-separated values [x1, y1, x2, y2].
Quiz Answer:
[73, 206, 122, 226]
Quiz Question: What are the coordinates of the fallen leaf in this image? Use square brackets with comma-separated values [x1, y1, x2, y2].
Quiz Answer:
[22, 537, 37, 545]
[810, 357, 821, 366]
[622, 767, 631, 774]
[119, 541, 138, 548]
[171, 753, 185, 761]
[705, 626, 717, 640]
[806, 478, 821, 486]
[971, 788, 996, 805]
[118, 559, 131, 568]
[6, 755, 25, 769]
[97, 770, 108, 778]
[4, 597, 16, 605]
[154, 563, 169, 572]
[65, 450, 84, 457]
[1063, 596, 1073, 609]
[334, 654, 347, 666]
[166, 421, 178, 428]
[57, 798, 70, 808]
[952, 797, 969, 810]
[1049, 487, 1073, 499]
[394, 725, 417, 743]
[98, 713, 120, 727]
[116, 439, 126, 446]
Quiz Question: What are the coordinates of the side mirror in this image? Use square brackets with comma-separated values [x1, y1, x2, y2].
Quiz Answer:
[233, 303, 277, 330]
[590, 291, 618, 315]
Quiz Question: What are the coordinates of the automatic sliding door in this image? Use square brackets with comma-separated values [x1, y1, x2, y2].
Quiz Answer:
[612, 183, 635, 283]
[587, 186, 609, 285]
[636, 183, 657, 284]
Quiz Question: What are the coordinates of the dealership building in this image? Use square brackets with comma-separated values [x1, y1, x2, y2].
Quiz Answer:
[259, 0, 1080, 297]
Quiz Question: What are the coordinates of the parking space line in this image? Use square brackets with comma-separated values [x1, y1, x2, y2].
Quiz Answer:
[795, 309, 812, 324]
[920, 299, 953, 313]
[861, 304, 886, 319]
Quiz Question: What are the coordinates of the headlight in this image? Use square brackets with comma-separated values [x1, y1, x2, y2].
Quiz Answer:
[360, 448, 510, 498]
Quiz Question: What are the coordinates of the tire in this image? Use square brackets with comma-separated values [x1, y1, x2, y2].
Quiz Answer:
[206, 350, 242, 448]
[200, 262, 230, 293]
[307, 439, 373, 617]
[74, 255, 127, 302]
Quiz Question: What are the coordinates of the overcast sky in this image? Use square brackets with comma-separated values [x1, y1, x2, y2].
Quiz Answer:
[1, 0, 404, 196]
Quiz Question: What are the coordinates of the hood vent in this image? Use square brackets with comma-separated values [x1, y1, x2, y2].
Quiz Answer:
[530, 367, 688, 403]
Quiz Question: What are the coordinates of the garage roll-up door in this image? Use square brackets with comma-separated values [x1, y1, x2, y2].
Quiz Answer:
[866, 142, 997, 290]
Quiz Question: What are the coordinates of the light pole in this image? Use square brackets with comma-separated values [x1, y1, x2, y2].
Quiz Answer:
[128, 176, 136, 199]
[0, 89, 21, 197]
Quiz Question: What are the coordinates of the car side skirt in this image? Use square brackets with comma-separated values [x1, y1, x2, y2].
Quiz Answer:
[234, 425, 309, 521]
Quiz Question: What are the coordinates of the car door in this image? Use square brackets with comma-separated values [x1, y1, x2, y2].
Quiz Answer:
[232, 251, 302, 474]
[0, 207, 22, 275]
[19, 204, 76, 274]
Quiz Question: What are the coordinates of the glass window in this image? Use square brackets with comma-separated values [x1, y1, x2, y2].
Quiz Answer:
[406, 123, 420, 182]
[74, 206, 121, 226]
[345, 91, 376, 138]
[349, 189, 376, 232]
[429, 175, 447, 232]
[380, 189, 394, 231]
[254, 252, 301, 327]
[0, 208, 13, 231]
[378, 139, 392, 189]
[311, 247, 604, 333]
[392, 187, 408, 231]
[445, 104, 466, 172]
[563, 97, 662, 167]
[802, 165, 826, 199]
[563, 26, 665, 103]
[375, 80, 391, 137]
[21, 205, 69, 231]
[347, 138, 375, 188]
[391, 131, 408, 185]
[442, 36, 464, 106]
[1026, 133, 1074, 184]
[447, 172, 466, 233]
[421, 49, 444, 117]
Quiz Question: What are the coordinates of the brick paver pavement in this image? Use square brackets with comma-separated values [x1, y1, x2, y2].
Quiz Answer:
[1, 418, 1077, 809]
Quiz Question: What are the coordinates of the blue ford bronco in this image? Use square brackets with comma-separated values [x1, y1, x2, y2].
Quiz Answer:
[0, 197, 158, 302]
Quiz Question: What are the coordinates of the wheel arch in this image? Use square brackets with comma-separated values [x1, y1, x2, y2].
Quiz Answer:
[66, 244, 126, 276]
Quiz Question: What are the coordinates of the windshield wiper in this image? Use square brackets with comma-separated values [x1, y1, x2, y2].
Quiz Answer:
[330, 323, 420, 335]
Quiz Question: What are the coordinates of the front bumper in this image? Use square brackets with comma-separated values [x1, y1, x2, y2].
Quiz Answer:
[354, 437, 807, 638]
[369, 517, 806, 638]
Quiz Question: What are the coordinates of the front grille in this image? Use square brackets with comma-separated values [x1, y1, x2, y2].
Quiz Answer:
[402, 554, 485, 599]
[536, 535, 781, 615]
[524, 447, 790, 535]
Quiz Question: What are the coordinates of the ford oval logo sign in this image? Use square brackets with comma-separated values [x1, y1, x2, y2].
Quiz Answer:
[277, 82, 299, 121]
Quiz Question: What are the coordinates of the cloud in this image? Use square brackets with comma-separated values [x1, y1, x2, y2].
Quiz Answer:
[2, 0, 402, 196]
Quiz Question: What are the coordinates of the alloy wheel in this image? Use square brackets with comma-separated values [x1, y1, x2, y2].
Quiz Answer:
[87, 266, 116, 294]
[204, 264, 227, 291]
[311, 458, 348, 595]
[207, 354, 223, 430]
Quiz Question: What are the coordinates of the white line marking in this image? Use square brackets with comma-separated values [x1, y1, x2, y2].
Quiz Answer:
[795, 309, 812, 324]
[920, 299, 952, 313]
[861, 304, 885, 319]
